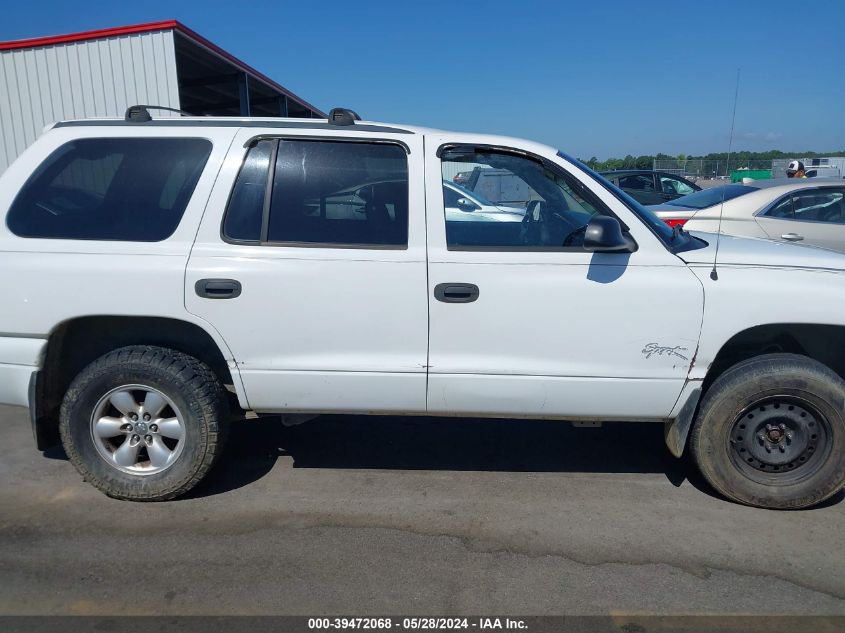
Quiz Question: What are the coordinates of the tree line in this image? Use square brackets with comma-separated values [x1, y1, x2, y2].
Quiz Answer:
[579, 150, 845, 172]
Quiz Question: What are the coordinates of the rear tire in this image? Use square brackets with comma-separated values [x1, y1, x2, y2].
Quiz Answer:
[59, 345, 229, 501]
[690, 353, 845, 509]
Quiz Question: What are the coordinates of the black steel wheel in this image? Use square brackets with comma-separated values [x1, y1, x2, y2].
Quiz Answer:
[728, 396, 831, 484]
[690, 353, 845, 509]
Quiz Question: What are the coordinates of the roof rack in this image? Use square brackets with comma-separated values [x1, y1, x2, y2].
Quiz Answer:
[125, 105, 197, 122]
[328, 108, 361, 126]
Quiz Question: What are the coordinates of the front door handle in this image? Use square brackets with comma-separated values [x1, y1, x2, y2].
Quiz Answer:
[781, 233, 804, 242]
[434, 283, 479, 303]
[195, 279, 242, 299]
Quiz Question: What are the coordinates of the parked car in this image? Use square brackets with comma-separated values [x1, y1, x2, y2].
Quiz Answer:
[451, 167, 535, 209]
[649, 179, 845, 251]
[599, 170, 701, 205]
[304, 179, 523, 224]
[1, 107, 845, 509]
[443, 181, 524, 222]
[806, 166, 842, 179]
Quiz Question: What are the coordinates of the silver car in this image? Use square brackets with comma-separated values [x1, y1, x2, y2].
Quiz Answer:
[443, 180, 525, 222]
[649, 179, 845, 251]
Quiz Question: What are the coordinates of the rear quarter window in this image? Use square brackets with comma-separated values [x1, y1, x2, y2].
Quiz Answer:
[6, 137, 212, 241]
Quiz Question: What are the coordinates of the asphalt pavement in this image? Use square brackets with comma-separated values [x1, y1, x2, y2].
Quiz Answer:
[1, 404, 843, 616]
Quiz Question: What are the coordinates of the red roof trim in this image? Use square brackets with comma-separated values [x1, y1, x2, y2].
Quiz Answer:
[0, 20, 180, 51]
[0, 20, 326, 117]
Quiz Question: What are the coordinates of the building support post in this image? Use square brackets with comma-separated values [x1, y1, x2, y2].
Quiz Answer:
[238, 72, 251, 116]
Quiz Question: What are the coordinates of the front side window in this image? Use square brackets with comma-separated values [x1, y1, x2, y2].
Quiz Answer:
[7, 138, 211, 241]
[792, 190, 845, 223]
[766, 196, 794, 219]
[222, 139, 409, 247]
[763, 190, 845, 223]
[440, 148, 606, 249]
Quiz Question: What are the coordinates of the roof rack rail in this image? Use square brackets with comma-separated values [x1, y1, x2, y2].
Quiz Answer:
[328, 108, 361, 126]
[125, 105, 197, 122]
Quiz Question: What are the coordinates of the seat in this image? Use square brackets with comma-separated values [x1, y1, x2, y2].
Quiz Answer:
[364, 182, 406, 245]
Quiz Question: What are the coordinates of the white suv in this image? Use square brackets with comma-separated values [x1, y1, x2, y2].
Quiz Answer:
[1, 107, 844, 508]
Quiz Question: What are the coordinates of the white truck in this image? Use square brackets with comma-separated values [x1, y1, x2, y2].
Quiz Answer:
[1, 107, 843, 508]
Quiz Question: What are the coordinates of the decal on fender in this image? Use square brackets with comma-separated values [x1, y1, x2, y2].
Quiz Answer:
[642, 343, 689, 361]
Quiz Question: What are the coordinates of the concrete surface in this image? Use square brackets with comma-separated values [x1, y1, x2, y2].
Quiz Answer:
[0, 404, 843, 616]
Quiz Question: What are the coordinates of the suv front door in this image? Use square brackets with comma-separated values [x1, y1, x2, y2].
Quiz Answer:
[424, 140, 704, 419]
[187, 129, 429, 413]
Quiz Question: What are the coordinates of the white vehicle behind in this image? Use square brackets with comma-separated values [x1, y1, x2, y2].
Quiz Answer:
[649, 179, 845, 252]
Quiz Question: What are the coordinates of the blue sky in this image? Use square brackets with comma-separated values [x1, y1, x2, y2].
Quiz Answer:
[3, 0, 844, 159]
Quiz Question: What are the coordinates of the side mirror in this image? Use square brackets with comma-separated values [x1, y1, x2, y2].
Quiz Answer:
[456, 197, 480, 212]
[355, 186, 373, 202]
[583, 216, 634, 252]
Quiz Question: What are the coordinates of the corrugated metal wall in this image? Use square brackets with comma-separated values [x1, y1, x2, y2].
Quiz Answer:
[0, 30, 180, 172]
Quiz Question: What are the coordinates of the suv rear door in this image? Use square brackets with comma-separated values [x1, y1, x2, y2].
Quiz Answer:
[186, 127, 429, 413]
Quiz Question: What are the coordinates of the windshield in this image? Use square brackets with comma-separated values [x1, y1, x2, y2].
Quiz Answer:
[557, 152, 677, 244]
[668, 184, 758, 210]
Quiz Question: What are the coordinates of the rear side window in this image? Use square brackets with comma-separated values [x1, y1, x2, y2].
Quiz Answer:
[268, 140, 408, 246]
[766, 196, 794, 218]
[222, 139, 409, 247]
[7, 138, 212, 241]
[222, 139, 274, 242]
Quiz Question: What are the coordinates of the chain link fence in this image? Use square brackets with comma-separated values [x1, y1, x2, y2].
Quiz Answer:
[652, 158, 772, 178]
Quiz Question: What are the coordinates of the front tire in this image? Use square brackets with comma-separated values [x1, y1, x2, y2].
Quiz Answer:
[690, 353, 845, 509]
[59, 346, 229, 501]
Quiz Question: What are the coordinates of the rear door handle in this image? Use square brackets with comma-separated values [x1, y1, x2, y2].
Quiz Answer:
[434, 283, 479, 303]
[195, 279, 242, 299]
[781, 233, 804, 241]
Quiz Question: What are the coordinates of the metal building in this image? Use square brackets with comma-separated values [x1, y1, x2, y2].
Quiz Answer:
[0, 20, 326, 172]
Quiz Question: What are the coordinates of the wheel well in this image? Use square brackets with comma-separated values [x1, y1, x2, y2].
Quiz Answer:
[34, 316, 236, 448]
[703, 324, 845, 395]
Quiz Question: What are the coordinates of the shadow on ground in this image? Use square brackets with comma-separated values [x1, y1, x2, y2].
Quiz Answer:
[193, 415, 705, 498]
[42, 413, 843, 508]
